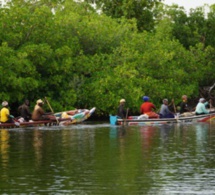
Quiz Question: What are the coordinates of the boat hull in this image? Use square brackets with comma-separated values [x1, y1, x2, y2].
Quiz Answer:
[0, 120, 58, 128]
[58, 107, 96, 125]
[0, 107, 96, 129]
[115, 113, 215, 126]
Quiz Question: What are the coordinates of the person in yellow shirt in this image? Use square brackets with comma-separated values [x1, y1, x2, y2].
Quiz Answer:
[0, 101, 13, 123]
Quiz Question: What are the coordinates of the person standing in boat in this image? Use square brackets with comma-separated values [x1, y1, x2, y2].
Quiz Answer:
[117, 99, 127, 118]
[18, 99, 31, 122]
[32, 99, 53, 121]
[195, 98, 210, 115]
[0, 101, 14, 123]
[159, 99, 175, 118]
[179, 95, 189, 114]
[140, 96, 159, 118]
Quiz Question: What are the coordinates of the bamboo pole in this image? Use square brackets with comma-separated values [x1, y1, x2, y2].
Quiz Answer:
[44, 97, 59, 125]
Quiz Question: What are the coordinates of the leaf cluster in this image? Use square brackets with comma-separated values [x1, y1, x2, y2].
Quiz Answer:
[0, 0, 215, 116]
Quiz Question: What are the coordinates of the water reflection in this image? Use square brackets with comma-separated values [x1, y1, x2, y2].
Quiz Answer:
[0, 129, 10, 169]
[33, 129, 43, 167]
[109, 126, 127, 165]
[140, 126, 156, 153]
[150, 123, 215, 194]
[196, 123, 208, 149]
[0, 124, 215, 194]
[0, 129, 10, 181]
[159, 124, 172, 143]
[109, 126, 126, 139]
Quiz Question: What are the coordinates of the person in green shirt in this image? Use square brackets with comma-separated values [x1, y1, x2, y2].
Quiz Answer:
[195, 98, 210, 115]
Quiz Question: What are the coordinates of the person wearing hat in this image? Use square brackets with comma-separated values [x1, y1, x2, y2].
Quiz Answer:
[140, 96, 159, 118]
[32, 99, 53, 121]
[18, 99, 32, 122]
[0, 101, 14, 123]
[195, 98, 210, 115]
[159, 99, 175, 118]
[179, 95, 190, 114]
[117, 99, 127, 118]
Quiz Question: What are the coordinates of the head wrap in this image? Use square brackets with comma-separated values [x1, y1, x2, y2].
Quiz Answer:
[2, 101, 8, 107]
[36, 99, 44, 104]
[163, 99, 168, 103]
[199, 98, 205, 103]
[120, 99, 126, 103]
[143, 96, 149, 101]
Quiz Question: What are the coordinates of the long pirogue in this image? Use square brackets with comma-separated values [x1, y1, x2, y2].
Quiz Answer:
[110, 111, 215, 126]
[0, 107, 96, 128]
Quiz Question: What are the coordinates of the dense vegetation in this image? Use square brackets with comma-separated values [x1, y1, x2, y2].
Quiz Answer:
[0, 0, 215, 116]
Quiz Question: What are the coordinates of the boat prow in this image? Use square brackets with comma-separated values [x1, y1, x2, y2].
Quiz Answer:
[58, 107, 96, 125]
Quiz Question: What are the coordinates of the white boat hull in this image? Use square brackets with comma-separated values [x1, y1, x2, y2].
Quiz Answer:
[115, 113, 215, 126]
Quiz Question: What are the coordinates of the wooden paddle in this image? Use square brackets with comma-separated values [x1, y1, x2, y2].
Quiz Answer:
[44, 97, 59, 125]
[13, 119, 20, 126]
[172, 99, 177, 113]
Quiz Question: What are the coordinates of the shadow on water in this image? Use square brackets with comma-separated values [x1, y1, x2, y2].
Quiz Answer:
[0, 122, 215, 194]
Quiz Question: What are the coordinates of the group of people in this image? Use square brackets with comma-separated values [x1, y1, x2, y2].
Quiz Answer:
[0, 99, 53, 123]
[117, 95, 212, 119]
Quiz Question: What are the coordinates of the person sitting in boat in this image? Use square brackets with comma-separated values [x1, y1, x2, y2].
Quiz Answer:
[179, 95, 189, 114]
[195, 98, 210, 115]
[117, 99, 127, 118]
[18, 99, 31, 122]
[159, 99, 175, 118]
[0, 101, 14, 123]
[140, 96, 159, 118]
[32, 99, 54, 121]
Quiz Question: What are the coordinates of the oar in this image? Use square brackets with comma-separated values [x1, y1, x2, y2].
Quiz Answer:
[170, 99, 179, 121]
[171, 99, 177, 113]
[13, 119, 20, 126]
[9, 115, 20, 126]
[44, 97, 59, 125]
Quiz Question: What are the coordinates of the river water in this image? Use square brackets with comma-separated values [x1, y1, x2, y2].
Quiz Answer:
[0, 122, 215, 194]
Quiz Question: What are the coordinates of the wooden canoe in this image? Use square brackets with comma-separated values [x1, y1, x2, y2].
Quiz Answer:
[110, 112, 215, 126]
[0, 107, 96, 128]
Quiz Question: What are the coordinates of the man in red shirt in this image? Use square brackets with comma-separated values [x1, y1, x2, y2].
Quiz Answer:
[140, 96, 159, 118]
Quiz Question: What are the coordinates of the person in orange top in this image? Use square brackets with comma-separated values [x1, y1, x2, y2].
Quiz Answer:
[140, 96, 159, 118]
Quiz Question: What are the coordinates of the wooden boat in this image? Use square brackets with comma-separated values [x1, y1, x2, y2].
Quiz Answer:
[0, 107, 96, 128]
[110, 111, 215, 126]
[55, 107, 96, 125]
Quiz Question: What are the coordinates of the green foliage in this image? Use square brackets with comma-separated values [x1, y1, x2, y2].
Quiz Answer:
[83, 0, 162, 31]
[206, 5, 215, 48]
[190, 44, 215, 87]
[0, 42, 38, 102]
[0, 0, 215, 116]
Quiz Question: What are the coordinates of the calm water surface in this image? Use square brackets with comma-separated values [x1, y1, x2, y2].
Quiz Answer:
[0, 122, 215, 194]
